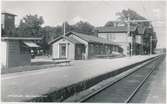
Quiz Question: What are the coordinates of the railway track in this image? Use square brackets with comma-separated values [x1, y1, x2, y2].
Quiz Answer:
[64, 55, 164, 103]
[81, 55, 164, 102]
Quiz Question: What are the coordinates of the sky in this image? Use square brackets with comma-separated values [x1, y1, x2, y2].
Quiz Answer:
[1, 0, 166, 48]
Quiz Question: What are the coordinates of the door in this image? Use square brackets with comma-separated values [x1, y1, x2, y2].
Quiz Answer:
[75, 44, 85, 60]
[59, 43, 66, 58]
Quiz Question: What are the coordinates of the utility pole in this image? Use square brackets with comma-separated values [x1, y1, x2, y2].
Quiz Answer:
[63, 22, 66, 36]
[127, 14, 133, 56]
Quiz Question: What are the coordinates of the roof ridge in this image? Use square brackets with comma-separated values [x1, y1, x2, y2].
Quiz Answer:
[69, 31, 119, 45]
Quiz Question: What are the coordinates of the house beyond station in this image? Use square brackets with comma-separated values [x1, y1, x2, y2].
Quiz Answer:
[97, 25, 157, 56]
[97, 26, 137, 56]
[49, 32, 123, 60]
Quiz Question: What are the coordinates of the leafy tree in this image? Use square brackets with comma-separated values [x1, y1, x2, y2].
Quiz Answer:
[40, 26, 61, 55]
[104, 21, 115, 27]
[116, 9, 149, 26]
[16, 14, 46, 54]
[116, 9, 146, 21]
[71, 21, 95, 35]
[41, 26, 57, 42]
[16, 14, 44, 37]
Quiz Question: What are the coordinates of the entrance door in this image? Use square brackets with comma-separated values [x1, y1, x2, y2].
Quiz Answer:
[59, 43, 66, 58]
[75, 44, 85, 60]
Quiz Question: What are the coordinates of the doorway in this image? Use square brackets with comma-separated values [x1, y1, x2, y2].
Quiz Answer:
[75, 44, 85, 60]
[59, 43, 66, 58]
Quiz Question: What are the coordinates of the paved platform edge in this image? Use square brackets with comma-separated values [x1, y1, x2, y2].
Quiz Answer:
[28, 55, 159, 102]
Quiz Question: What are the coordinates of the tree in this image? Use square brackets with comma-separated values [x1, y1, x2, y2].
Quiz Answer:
[116, 9, 146, 21]
[71, 21, 95, 35]
[40, 26, 62, 55]
[16, 14, 44, 37]
[116, 9, 149, 26]
[41, 26, 57, 42]
[104, 21, 115, 27]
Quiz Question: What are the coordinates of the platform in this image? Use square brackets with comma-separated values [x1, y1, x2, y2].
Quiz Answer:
[1, 55, 159, 102]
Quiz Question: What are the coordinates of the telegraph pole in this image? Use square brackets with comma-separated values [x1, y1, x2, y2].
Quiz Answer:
[127, 15, 132, 56]
[63, 22, 66, 36]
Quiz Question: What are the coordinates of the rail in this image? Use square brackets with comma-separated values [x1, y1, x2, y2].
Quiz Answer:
[64, 54, 164, 102]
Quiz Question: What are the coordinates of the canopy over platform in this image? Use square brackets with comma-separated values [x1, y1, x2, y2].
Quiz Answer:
[23, 41, 40, 48]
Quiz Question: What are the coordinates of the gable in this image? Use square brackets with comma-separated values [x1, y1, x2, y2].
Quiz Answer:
[68, 33, 88, 45]
[48, 36, 82, 45]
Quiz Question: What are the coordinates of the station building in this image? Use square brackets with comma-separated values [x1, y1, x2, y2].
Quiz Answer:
[49, 31, 123, 60]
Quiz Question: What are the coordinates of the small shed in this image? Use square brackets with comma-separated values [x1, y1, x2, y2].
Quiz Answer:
[1, 37, 41, 69]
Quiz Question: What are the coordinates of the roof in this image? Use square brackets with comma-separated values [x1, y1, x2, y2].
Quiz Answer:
[23, 41, 40, 48]
[96, 26, 137, 33]
[66, 31, 119, 45]
[48, 36, 82, 44]
[49, 31, 119, 46]
[1, 37, 42, 40]
[1, 12, 17, 16]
